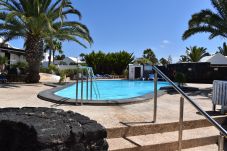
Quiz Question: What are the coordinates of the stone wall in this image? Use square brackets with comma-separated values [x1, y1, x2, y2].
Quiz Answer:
[0, 107, 108, 151]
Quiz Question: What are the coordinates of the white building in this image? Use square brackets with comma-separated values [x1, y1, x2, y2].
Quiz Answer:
[0, 46, 26, 65]
[200, 53, 227, 65]
[54, 57, 85, 65]
[128, 64, 144, 80]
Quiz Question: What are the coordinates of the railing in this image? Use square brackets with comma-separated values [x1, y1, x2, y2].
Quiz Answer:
[89, 68, 100, 100]
[152, 65, 227, 151]
[74, 67, 101, 104]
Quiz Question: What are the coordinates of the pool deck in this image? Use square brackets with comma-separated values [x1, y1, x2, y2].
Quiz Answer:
[0, 82, 218, 129]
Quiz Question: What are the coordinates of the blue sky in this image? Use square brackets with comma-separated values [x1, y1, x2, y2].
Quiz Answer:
[10, 0, 226, 62]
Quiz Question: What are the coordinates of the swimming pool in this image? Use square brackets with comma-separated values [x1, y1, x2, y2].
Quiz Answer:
[55, 80, 170, 101]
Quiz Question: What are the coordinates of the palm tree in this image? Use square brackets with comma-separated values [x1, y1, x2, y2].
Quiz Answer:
[79, 53, 86, 61]
[183, 46, 210, 62]
[143, 48, 158, 65]
[217, 42, 227, 56]
[179, 55, 189, 62]
[159, 58, 169, 66]
[0, 0, 92, 83]
[183, 0, 227, 40]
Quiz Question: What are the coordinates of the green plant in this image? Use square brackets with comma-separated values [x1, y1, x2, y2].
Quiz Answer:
[143, 48, 158, 65]
[159, 58, 169, 66]
[59, 70, 66, 84]
[40, 67, 50, 73]
[0, 0, 93, 83]
[69, 62, 77, 65]
[123, 69, 129, 78]
[183, 0, 227, 41]
[217, 42, 227, 56]
[0, 55, 7, 65]
[174, 72, 186, 87]
[84, 50, 134, 75]
[12, 61, 28, 69]
[181, 46, 210, 62]
[48, 64, 58, 74]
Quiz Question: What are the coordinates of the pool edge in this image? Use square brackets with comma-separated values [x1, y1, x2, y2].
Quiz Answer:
[37, 82, 166, 106]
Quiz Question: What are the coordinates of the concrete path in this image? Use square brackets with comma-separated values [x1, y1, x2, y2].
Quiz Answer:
[0, 83, 219, 130]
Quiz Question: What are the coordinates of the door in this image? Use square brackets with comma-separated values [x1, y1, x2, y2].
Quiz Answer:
[134, 67, 141, 79]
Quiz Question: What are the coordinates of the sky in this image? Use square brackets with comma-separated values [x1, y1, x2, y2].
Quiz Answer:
[9, 0, 226, 62]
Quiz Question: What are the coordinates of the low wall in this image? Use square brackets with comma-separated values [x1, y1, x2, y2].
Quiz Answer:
[157, 63, 227, 83]
[0, 107, 108, 151]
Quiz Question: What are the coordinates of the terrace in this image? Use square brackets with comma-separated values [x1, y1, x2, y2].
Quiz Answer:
[0, 78, 226, 150]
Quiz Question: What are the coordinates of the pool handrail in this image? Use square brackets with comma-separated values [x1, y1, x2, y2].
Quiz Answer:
[152, 65, 227, 150]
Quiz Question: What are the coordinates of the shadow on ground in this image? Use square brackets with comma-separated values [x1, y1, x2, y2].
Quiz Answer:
[0, 84, 20, 88]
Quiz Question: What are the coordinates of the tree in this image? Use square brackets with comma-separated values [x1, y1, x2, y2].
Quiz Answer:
[80, 53, 86, 61]
[217, 42, 227, 56]
[179, 55, 189, 62]
[44, 39, 62, 66]
[167, 55, 172, 64]
[134, 58, 151, 65]
[55, 54, 65, 60]
[0, 0, 92, 83]
[159, 58, 169, 66]
[143, 48, 158, 65]
[84, 51, 134, 75]
[182, 46, 210, 62]
[183, 0, 227, 40]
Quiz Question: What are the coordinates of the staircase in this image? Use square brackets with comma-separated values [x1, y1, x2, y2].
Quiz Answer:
[107, 116, 227, 151]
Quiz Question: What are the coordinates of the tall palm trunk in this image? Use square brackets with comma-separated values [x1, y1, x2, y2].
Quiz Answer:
[52, 50, 55, 64]
[48, 49, 52, 66]
[25, 35, 44, 83]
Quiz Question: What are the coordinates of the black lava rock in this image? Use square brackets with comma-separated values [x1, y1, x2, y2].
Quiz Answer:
[0, 107, 108, 151]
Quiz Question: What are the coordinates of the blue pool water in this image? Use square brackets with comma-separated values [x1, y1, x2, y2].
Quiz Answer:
[55, 80, 170, 101]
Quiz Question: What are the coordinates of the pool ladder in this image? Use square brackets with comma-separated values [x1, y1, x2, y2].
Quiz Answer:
[75, 67, 100, 104]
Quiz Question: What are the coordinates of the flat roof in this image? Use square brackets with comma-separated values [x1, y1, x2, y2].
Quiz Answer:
[0, 46, 25, 54]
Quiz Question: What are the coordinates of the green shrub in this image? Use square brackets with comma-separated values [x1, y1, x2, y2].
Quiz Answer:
[12, 61, 28, 69]
[40, 66, 50, 73]
[59, 70, 66, 84]
[11, 61, 28, 74]
[59, 68, 88, 79]
[48, 64, 59, 74]
[174, 72, 186, 87]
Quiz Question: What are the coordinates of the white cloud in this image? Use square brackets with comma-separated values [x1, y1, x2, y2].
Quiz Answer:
[162, 40, 170, 44]
[160, 45, 165, 48]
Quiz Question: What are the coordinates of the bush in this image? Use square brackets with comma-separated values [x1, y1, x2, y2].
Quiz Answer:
[40, 67, 50, 73]
[59, 70, 66, 84]
[11, 62, 28, 74]
[60, 68, 88, 80]
[69, 62, 77, 65]
[174, 72, 186, 87]
[48, 64, 58, 74]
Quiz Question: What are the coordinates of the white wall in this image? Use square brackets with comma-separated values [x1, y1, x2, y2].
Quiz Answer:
[57, 65, 81, 70]
[128, 64, 143, 80]
[10, 54, 26, 64]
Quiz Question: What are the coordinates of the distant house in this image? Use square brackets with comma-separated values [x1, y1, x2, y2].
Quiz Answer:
[200, 53, 227, 65]
[55, 57, 85, 65]
[0, 45, 26, 65]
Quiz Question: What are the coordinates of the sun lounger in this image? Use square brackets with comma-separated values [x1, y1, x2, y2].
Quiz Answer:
[148, 74, 164, 81]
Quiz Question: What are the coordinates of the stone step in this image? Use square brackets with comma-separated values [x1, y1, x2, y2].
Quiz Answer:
[182, 144, 218, 151]
[107, 116, 226, 138]
[107, 126, 219, 151]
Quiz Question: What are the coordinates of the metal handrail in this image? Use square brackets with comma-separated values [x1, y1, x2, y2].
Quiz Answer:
[152, 65, 227, 137]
